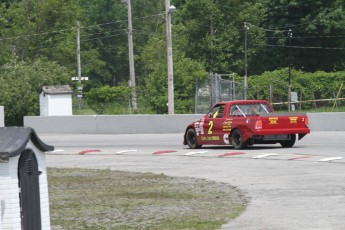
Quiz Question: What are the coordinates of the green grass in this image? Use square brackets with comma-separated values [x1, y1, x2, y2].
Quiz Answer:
[48, 168, 248, 230]
[73, 108, 97, 115]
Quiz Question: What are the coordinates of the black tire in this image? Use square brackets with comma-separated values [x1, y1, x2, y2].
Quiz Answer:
[186, 128, 202, 149]
[280, 134, 296, 148]
[231, 129, 247, 150]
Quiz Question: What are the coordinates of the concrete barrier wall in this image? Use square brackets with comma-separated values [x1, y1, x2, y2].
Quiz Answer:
[0, 106, 4, 127]
[24, 114, 202, 134]
[308, 112, 345, 131]
[23, 112, 345, 134]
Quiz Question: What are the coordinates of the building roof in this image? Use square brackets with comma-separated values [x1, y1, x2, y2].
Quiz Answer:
[0, 127, 54, 160]
[41, 85, 73, 95]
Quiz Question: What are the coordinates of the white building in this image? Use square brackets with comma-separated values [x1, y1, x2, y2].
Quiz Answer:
[40, 85, 73, 116]
[0, 127, 54, 229]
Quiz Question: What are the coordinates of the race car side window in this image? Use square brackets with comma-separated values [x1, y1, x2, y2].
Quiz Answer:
[208, 104, 225, 118]
[230, 105, 243, 116]
[247, 105, 259, 115]
[259, 103, 270, 113]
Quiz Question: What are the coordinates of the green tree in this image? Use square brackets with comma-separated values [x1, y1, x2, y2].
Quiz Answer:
[0, 0, 81, 66]
[79, 0, 129, 88]
[257, 0, 345, 72]
[131, 0, 165, 84]
[174, 0, 265, 74]
[141, 33, 208, 114]
[0, 59, 71, 125]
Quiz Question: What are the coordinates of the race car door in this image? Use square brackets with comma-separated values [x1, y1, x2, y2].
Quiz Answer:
[202, 103, 227, 145]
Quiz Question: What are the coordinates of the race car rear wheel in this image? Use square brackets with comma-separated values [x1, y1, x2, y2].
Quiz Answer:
[280, 134, 296, 148]
[186, 128, 202, 149]
[231, 129, 247, 150]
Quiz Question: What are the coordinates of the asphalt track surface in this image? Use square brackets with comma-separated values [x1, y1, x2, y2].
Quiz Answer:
[42, 131, 345, 230]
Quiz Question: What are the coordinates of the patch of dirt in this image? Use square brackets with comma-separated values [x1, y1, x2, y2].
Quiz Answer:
[48, 168, 248, 230]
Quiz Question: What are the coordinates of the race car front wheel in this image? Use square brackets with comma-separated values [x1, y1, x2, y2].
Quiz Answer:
[186, 128, 202, 149]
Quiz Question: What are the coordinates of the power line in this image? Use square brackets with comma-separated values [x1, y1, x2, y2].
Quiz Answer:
[246, 16, 322, 32]
[80, 29, 127, 38]
[266, 35, 345, 39]
[81, 33, 128, 42]
[256, 43, 345, 50]
[0, 13, 164, 42]
[266, 0, 316, 10]
[0, 28, 155, 50]
[0, 27, 75, 42]
[81, 13, 163, 30]
[246, 23, 288, 33]
[132, 29, 164, 36]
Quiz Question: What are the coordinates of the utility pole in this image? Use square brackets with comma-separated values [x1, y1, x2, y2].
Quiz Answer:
[77, 21, 81, 84]
[166, 0, 175, 114]
[127, 0, 137, 110]
[244, 22, 249, 100]
[73, 21, 89, 109]
[288, 28, 292, 112]
[76, 21, 82, 109]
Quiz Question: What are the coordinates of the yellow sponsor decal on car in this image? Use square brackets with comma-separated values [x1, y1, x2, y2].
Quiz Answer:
[269, 117, 278, 125]
[289, 117, 298, 123]
[201, 136, 220, 141]
[222, 119, 232, 132]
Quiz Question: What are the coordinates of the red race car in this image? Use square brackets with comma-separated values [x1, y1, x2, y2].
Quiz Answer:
[184, 100, 310, 149]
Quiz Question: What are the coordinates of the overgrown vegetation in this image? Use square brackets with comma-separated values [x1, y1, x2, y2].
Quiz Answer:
[248, 68, 345, 111]
[1, 0, 345, 124]
[48, 168, 248, 230]
[0, 60, 71, 125]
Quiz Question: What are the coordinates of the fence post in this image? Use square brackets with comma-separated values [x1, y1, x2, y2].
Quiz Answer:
[332, 83, 343, 112]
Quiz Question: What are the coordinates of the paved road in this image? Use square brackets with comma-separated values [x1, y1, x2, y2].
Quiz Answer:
[41, 131, 345, 230]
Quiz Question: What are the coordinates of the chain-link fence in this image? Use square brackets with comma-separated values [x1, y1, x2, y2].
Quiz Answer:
[195, 73, 345, 113]
[250, 81, 345, 112]
[73, 73, 345, 115]
[195, 73, 244, 114]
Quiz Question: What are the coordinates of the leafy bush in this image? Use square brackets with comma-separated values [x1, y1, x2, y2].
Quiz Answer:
[248, 68, 345, 110]
[85, 85, 132, 114]
[0, 59, 71, 125]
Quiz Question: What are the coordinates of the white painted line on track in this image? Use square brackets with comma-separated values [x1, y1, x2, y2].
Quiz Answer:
[49, 149, 64, 153]
[185, 151, 209, 156]
[116, 150, 138, 154]
[318, 157, 344, 162]
[87, 152, 117, 155]
[47, 149, 65, 154]
[253, 153, 279, 159]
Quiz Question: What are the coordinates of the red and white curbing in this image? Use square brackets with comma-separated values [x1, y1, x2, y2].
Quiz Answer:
[79, 149, 101, 155]
[288, 156, 312, 160]
[116, 150, 138, 154]
[218, 152, 246, 157]
[318, 157, 344, 162]
[253, 153, 279, 159]
[152, 150, 177, 155]
[76, 148, 345, 163]
[184, 151, 209, 156]
[79, 149, 138, 155]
